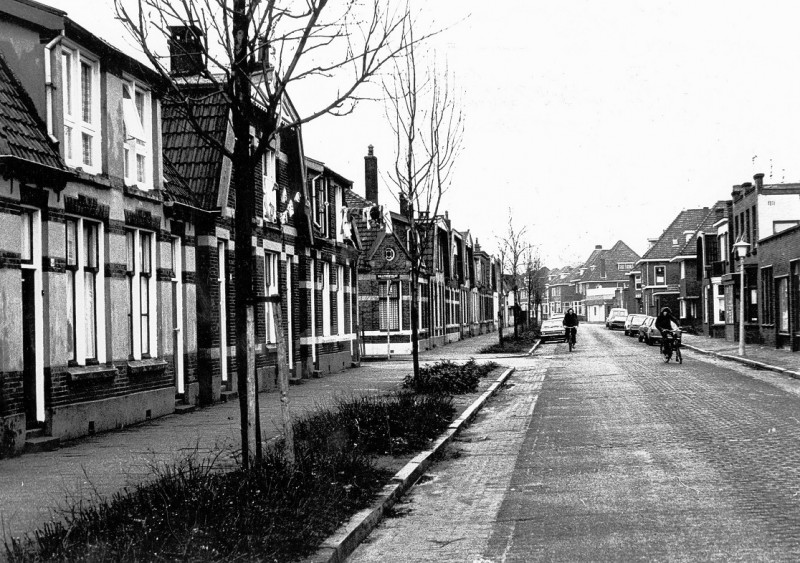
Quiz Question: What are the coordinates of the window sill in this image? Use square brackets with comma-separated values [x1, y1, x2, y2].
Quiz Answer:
[128, 358, 168, 377]
[66, 364, 118, 383]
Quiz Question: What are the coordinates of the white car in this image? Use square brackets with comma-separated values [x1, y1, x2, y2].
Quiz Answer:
[540, 318, 567, 342]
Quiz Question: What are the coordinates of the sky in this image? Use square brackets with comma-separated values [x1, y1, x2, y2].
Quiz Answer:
[39, 0, 800, 267]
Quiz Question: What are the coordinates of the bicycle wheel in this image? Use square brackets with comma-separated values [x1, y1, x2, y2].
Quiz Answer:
[568, 338, 574, 352]
[676, 347, 682, 364]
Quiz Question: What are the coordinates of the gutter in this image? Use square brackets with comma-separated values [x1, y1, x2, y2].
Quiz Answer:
[44, 32, 64, 138]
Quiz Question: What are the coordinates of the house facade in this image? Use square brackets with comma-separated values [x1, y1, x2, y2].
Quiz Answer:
[1, 0, 199, 453]
[636, 208, 709, 320]
[353, 147, 499, 358]
[573, 242, 639, 322]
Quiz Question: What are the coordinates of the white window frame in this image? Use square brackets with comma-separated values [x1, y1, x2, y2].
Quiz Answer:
[66, 216, 106, 365]
[322, 261, 331, 336]
[61, 43, 101, 174]
[654, 265, 666, 285]
[122, 78, 152, 189]
[126, 228, 157, 360]
[262, 149, 277, 222]
[336, 265, 345, 335]
[264, 251, 279, 343]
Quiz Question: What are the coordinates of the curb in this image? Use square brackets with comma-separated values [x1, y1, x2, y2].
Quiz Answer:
[526, 339, 543, 357]
[306, 366, 516, 563]
[682, 343, 800, 379]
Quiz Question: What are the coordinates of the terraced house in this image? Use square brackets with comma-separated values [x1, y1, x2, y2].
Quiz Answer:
[0, 0, 199, 453]
[353, 147, 500, 358]
[162, 26, 360, 390]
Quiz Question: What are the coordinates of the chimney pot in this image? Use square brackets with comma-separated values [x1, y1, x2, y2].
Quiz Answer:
[754, 172, 764, 189]
[595, 244, 602, 249]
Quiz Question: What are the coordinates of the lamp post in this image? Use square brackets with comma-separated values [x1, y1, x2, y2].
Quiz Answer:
[733, 239, 750, 356]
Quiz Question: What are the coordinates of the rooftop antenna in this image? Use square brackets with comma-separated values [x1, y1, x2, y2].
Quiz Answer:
[770, 158, 773, 180]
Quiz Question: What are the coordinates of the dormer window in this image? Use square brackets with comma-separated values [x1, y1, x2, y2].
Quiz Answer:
[122, 80, 152, 189]
[62, 44, 101, 174]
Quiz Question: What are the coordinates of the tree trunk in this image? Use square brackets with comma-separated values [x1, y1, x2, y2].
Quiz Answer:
[411, 269, 421, 384]
[232, 0, 256, 468]
[271, 294, 295, 466]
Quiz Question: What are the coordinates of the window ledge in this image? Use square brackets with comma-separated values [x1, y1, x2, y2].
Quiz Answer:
[67, 364, 118, 383]
[128, 358, 168, 377]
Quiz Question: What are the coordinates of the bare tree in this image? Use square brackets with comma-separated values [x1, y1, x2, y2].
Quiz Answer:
[524, 248, 543, 327]
[115, 0, 425, 467]
[384, 22, 464, 383]
[498, 209, 530, 339]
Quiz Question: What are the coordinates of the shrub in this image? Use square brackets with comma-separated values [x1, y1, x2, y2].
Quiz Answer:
[402, 359, 500, 395]
[6, 392, 456, 562]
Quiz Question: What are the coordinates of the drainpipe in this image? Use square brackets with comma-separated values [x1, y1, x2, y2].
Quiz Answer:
[44, 33, 64, 137]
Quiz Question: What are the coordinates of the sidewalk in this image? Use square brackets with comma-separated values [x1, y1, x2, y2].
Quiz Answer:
[682, 333, 800, 377]
[0, 331, 502, 542]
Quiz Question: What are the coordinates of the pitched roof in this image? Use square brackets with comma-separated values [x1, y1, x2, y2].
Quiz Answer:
[161, 89, 229, 210]
[676, 201, 727, 256]
[162, 155, 201, 208]
[640, 208, 711, 261]
[0, 49, 65, 173]
[577, 241, 641, 283]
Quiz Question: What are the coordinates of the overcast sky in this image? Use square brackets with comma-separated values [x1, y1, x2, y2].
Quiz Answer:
[42, 0, 800, 266]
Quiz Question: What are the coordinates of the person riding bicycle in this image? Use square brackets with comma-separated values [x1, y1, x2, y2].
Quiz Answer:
[655, 307, 679, 349]
[563, 307, 579, 345]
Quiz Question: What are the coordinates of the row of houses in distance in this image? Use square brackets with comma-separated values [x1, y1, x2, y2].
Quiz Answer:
[543, 241, 640, 322]
[0, 0, 501, 455]
[543, 173, 800, 355]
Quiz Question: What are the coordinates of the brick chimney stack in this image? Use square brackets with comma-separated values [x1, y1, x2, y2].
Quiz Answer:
[169, 25, 205, 76]
[754, 172, 764, 190]
[365, 145, 378, 203]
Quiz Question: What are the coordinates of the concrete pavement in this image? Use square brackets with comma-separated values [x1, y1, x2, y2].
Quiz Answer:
[681, 332, 800, 377]
[0, 331, 506, 543]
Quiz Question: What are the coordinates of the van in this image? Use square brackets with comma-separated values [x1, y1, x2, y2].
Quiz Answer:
[605, 308, 628, 329]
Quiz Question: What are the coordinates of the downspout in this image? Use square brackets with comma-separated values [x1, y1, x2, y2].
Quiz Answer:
[44, 33, 65, 138]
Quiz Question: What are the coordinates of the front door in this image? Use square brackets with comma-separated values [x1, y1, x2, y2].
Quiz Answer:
[22, 269, 39, 428]
[20, 208, 43, 429]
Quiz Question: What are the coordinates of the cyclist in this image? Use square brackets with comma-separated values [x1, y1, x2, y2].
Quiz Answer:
[563, 307, 579, 347]
[655, 306, 680, 353]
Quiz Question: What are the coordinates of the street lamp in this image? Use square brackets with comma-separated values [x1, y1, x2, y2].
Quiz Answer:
[733, 239, 750, 356]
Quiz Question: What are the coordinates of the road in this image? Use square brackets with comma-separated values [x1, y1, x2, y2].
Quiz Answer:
[349, 324, 800, 562]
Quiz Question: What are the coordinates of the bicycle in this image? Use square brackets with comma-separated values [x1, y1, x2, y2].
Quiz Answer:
[660, 329, 682, 363]
[564, 326, 577, 352]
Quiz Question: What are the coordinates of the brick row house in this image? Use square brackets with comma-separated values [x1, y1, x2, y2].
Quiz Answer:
[352, 147, 501, 358]
[631, 208, 710, 321]
[695, 174, 800, 350]
[161, 30, 360, 390]
[0, 0, 201, 452]
[634, 171, 800, 352]
[0, 0, 365, 454]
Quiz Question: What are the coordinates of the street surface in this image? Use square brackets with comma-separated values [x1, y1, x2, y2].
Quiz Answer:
[350, 324, 800, 562]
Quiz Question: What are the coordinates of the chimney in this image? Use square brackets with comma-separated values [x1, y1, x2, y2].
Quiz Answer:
[595, 244, 602, 250]
[754, 172, 764, 190]
[364, 145, 378, 203]
[169, 25, 205, 76]
[731, 184, 742, 199]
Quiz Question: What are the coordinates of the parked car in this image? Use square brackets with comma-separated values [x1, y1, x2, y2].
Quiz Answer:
[606, 308, 629, 330]
[540, 318, 566, 342]
[637, 316, 662, 345]
[550, 313, 565, 320]
[623, 314, 648, 336]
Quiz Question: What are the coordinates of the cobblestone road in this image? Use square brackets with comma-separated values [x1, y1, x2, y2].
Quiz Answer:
[350, 324, 800, 562]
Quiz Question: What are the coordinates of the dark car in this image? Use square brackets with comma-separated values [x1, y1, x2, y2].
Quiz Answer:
[637, 316, 662, 345]
[623, 314, 648, 336]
